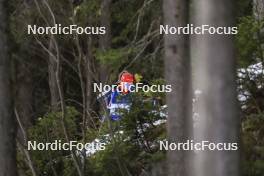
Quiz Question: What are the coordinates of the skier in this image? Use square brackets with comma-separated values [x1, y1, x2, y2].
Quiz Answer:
[100, 71, 135, 121]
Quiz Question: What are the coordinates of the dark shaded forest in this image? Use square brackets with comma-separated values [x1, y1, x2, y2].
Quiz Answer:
[0, 0, 263, 176]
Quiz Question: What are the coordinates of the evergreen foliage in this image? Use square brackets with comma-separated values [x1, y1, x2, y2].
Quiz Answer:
[7, 0, 264, 175]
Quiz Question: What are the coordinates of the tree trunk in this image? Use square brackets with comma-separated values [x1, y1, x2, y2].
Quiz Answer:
[163, 0, 192, 176]
[16, 61, 33, 144]
[193, 0, 239, 176]
[48, 38, 60, 111]
[85, 35, 94, 124]
[0, 0, 17, 175]
[253, 0, 264, 20]
[99, 0, 111, 83]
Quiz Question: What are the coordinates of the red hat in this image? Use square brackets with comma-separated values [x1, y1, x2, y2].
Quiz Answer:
[120, 72, 134, 83]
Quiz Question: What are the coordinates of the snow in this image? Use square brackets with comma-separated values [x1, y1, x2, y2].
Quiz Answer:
[237, 62, 263, 102]
[238, 62, 263, 80]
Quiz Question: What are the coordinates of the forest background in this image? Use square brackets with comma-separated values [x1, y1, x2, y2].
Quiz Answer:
[0, 0, 263, 176]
